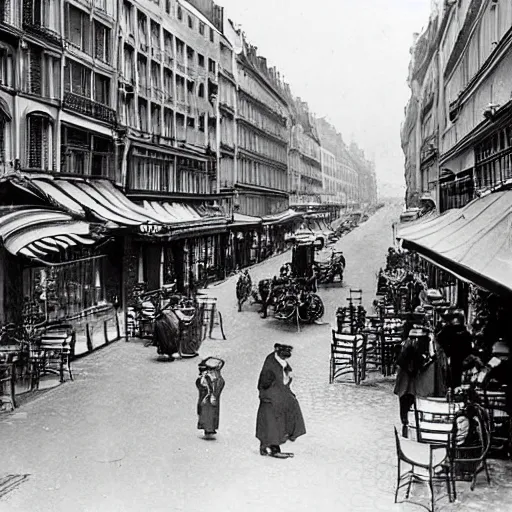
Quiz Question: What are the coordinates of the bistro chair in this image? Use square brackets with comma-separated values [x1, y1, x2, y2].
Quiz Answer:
[0, 363, 16, 411]
[394, 426, 454, 512]
[37, 324, 76, 383]
[410, 397, 464, 445]
[475, 384, 510, 453]
[330, 330, 366, 384]
[449, 403, 491, 494]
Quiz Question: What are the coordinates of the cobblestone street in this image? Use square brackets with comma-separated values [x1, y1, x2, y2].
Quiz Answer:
[1, 204, 511, 512]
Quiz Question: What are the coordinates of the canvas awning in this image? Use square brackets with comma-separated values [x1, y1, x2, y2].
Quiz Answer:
[262, 209, 303, 226]
[13, 176, 158, 226]
[397, 190, 512, 295]
[0, 206, 97, 259]
[229, 213, 262, 228]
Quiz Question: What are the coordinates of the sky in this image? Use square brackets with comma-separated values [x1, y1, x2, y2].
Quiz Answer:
[216, 0, 433, 189]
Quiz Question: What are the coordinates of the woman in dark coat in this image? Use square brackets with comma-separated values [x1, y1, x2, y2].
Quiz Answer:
[256, 343, 306, 458]
[394, 328, 436, 436]
[196, 357, 225, 439]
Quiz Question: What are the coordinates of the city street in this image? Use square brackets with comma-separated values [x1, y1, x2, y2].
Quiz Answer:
[1, 203, 511, 512]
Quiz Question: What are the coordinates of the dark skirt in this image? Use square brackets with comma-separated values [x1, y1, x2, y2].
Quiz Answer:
[197, 400, 221, 432]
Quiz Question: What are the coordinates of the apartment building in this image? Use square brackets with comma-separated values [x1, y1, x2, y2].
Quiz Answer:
[288, 96, 323, 207]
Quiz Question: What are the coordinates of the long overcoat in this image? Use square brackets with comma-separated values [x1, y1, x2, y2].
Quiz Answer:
[196, 371, 225, 432]
[256, 352, 306, 446]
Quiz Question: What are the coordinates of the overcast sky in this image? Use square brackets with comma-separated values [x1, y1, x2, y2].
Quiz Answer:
[217, 0, 433, 188]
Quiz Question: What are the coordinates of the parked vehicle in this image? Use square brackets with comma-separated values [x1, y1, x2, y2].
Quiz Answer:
[274, 280, 324, 324]
[313, 250, 346, 284]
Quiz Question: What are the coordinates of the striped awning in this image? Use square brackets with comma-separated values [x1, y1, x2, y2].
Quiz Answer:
[262, 209, 303, 226]
[229, 213, 262, 228]
[12, 176, 159, 226]
[0, 206, 97, 258]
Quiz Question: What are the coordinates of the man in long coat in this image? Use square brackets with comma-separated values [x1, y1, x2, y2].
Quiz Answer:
[256, 343, 306, 458]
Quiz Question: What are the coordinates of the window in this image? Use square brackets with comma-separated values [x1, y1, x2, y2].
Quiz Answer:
[138, 98, 148, 132]
[64, 60, 91, 97]
[24, 0, 55, 30]
[208, 58, 216, 74]
[165, 0, 171, 14]
[198, 54, 205, 68]
[198, 114, 205, 132]
[123, 45, 134, 81]
[0, 112, 10, 165]
[137, 11, 147, 49]
[199, 22, 205, 35]
[123, 0, 134, 34]
[0, 45, 13, 88]
[94, 21, 110, 62]
[43, 54, 61, 99]
[177, 5, 182, 20]
[151, 103, 161, 135]
[26, 113, 53, 170]
[198, 83, 204, 98]
[164, 108, 173, 138]
[66, 4, 90, 53]
[164, 69, 173, 100]
[94, 73, 110, 105]
[188, 16, 193, 29]
[150, 20, 160, 50]
[28, 45, 43, 95]
[209, 27, 214, 42]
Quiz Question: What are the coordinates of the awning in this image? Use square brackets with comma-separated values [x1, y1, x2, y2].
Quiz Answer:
[397, 190, 512, 295]
[142, 200, 227, 227]
[229, 213, 262, 228]
[12, 176, 158, 226]
[0, 206, 97, 258]
[262, 209, 303, 226]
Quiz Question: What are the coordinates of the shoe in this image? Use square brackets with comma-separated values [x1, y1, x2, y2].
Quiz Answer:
[269, 452, 293, 459]
[260, 446, 270, 456]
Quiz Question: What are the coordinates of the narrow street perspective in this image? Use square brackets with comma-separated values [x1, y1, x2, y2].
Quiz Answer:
[1, 0, 512, 511]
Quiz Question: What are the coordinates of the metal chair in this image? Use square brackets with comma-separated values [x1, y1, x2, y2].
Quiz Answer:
[0, 363, 16, 411]
[449, 403, 491, 493]
[394, 426, 454, 512]
[330, 330, 366, 384]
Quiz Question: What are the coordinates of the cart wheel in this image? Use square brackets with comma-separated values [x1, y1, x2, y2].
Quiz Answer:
[308, 294, 325, 322]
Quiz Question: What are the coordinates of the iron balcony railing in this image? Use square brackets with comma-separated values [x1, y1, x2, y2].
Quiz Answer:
[63, 92, 116, 125]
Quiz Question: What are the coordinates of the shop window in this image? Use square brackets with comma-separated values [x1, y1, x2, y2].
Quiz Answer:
[23, 258, 108, 322]
[26, 113, 53, 170]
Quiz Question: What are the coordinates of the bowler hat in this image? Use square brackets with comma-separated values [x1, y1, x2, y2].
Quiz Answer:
[274, 343, 293, 352]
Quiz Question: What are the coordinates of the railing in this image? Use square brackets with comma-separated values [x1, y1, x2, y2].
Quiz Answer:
[63, 92, 116, 125]
[176, 62, 186, 75]
[138, 84, 150, 97]
[151, 87, 163, 102]
[165, 94, 174, 105]
[22, 21, 62, 46]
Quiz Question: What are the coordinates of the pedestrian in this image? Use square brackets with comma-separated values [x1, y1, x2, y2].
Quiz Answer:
[394, 327, 436, 437]
[256, 343, 306, 458]
[436, 309, 473, 391]
[196, 357, 225, 439]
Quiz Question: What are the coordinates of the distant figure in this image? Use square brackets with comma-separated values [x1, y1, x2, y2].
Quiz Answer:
[196, 357, 225, 439]
[256, 344, 306, 458]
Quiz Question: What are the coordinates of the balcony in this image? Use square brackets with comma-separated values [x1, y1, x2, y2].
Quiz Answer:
[22, 20, 62, 47]
[63, 92, 116, 125]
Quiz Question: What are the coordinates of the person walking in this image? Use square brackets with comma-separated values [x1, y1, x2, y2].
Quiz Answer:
[256, 343, 306, 458]
[196, 357, 225, 439]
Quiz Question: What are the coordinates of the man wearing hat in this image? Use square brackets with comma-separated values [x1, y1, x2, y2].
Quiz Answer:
[256, 343, 306, 458]
[394, 327, 436, 436]
[436, 309, 473, 391]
